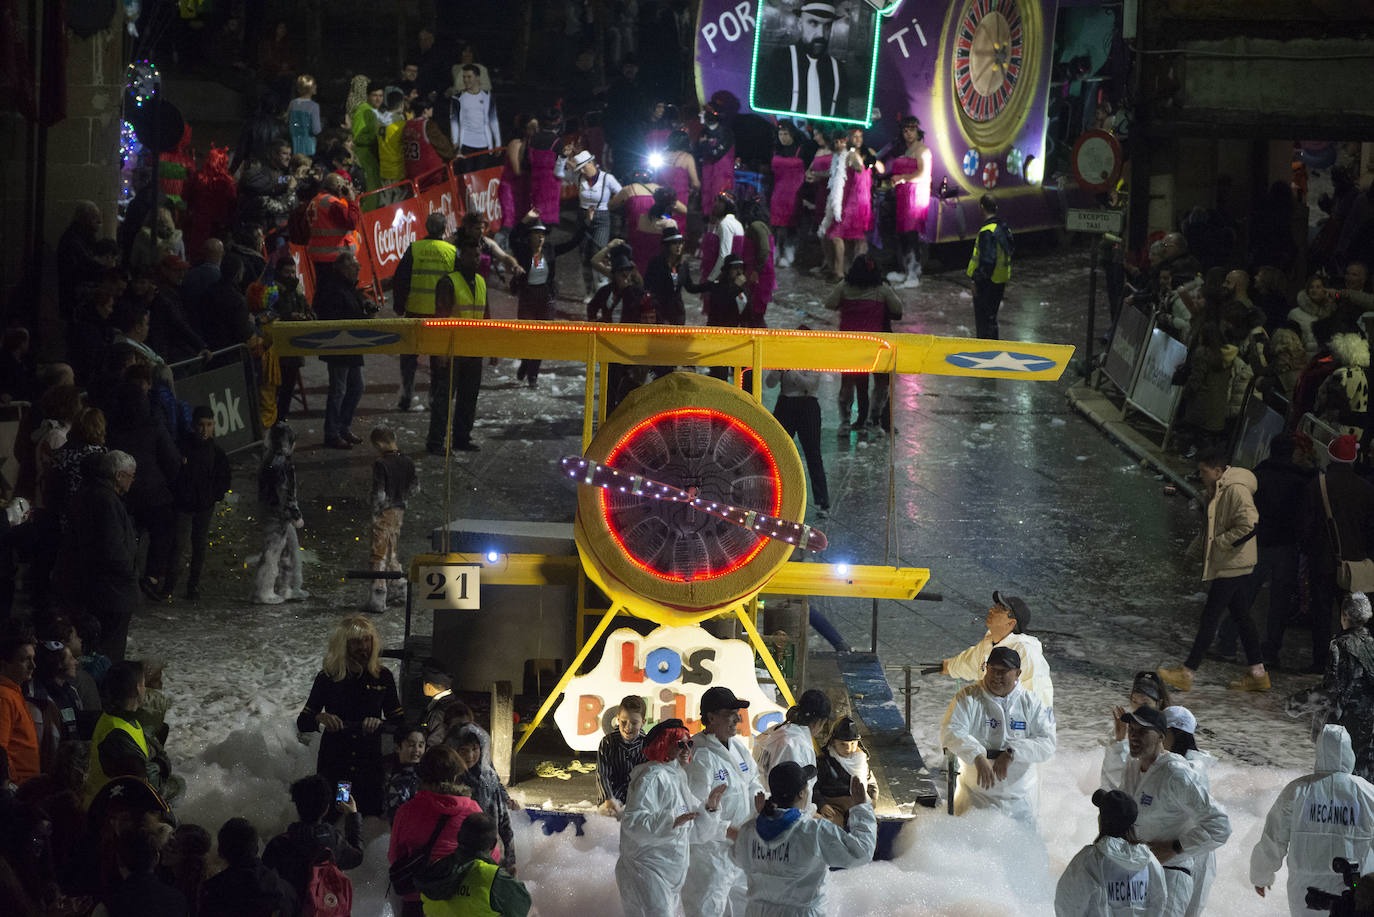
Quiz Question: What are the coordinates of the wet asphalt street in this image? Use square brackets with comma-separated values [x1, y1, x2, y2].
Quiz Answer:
[133, 232, 1316, 773]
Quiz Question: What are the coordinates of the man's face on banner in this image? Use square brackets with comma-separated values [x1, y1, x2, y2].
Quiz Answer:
[800, 13, 834, 58]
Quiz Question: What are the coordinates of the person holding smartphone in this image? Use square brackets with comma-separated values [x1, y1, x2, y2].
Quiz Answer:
[296, 616, 406, 816]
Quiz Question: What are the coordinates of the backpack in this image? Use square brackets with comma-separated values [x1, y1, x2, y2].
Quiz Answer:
[302, 849, 352, 917]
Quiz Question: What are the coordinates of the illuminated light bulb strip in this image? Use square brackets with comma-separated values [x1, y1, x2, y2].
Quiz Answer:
[559, 456, 827, 552]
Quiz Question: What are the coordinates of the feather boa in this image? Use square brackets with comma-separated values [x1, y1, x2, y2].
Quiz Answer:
[818, 151, 847, 238]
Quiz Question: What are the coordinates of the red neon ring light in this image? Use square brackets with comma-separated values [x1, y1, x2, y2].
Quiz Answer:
[598, 408, 782, 584]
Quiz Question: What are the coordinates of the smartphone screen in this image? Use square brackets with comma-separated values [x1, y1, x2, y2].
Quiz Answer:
[336, 782, 351, 804]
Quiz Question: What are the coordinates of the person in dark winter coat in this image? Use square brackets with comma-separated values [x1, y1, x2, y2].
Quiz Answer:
[313, 252, 370, 449]
[262, 776, 365, 906]
[1321, 594, 1374, 780]
[201, 254, 256, 351]
[106, 376, 181, 602]
[252, 422, 306, 605]
[451, 723, 517, 873]
[201, 817, 297, 917]
[386, 727, 427, 820]
[102, 825, 190, 917]
[295, 616, 405, 817]
[60, 450, 139, 661]
[271, 257, 314, 422]
[1237, 434, 1313, 665]
[415, 812, 532, 917]
[172, 406, 231, 601]
[1302, 434, 1374, 669]
[813, 716, 877, 827]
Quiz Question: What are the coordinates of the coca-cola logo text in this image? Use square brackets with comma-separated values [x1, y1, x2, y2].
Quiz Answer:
[463, 177, 503, 225]
[372, 209, 417, 266]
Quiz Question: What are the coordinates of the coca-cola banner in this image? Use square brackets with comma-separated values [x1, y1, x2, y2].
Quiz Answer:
[358, 155, 506, 284]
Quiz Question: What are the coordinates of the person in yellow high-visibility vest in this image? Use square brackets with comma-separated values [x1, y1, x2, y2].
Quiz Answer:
[430, 237, 487, 453]
[965, 194, 1014, 340]
[416, 812, 531, 917]
[394, 212, 458, 411]
[85, 661, 164, 808]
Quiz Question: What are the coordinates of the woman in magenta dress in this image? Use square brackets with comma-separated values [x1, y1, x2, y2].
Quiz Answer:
[886, 116, 933, 289]
[611, 174, 683, 278]
[498, 114, 536, 247]
[769, 121, 805, 268]
[697, 103, 736, 205]
[655, 130, 698, 234]
[527, 107, 566, 226]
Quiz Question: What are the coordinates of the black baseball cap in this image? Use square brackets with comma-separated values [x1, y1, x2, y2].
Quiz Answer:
[1121, 705, 1168, 735]
[767, 761, 816, 802]
[992, 591, 1030, 632]
[829, 716, 860, 742]
[1131, 671, 1162, 702]
[796, 689, 831, 721]
[1092, 788, 1138, 835]
[986, 646, 1021, 670]
[700, 686, 750, 717]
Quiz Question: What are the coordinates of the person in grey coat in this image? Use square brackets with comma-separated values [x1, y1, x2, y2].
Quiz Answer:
[450, 723, 517, 874]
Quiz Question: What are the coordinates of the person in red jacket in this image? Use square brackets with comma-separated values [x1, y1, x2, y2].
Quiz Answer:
[0, 622, 40, 785]
[389, 745, 492, 917]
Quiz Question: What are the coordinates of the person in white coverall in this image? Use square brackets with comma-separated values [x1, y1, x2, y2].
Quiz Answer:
[730, 761, 876, 917]
[682, 687, 765, 917]
[1251, 723, 1374, 914]
[617, 718, 728, 917]
[935, 591, 1054, 710]
[1161, 706, 1217, 916]
[940, 645, 1057, 824]
[753, 688, 831, 817]
[1099, 705, 1231, 917]
[1055, 788, 1169, 916]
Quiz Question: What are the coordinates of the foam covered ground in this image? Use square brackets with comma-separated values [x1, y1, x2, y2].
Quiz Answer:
[173, 719, 1300, 916]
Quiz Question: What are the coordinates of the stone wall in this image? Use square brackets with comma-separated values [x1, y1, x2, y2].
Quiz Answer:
[1, 5, 125, 312]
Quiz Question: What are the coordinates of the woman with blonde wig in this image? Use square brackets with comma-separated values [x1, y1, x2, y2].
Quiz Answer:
[296, 615, 406, 816]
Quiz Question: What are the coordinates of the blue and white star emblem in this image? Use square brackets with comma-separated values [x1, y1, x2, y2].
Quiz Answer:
[945, 350, 1058, 373]
[291, 329, 402, 350]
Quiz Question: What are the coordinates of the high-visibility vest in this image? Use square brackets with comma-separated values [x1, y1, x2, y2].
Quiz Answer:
[966, 218, 1012, 284]
[419, 859, 500, 917]
[406, 238, 457, 315]
[84, 712, 149, 807]
[307, 193, 359, 262]
[444, 270, 487, 320]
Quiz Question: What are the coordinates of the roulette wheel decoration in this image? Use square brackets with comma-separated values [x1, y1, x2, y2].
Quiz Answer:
[1006, 148, 1025, 177]
[944, 0, 1044, 152]
[962, 149, 981, 177]
[982, 161, 1000, 189]
[568, 372, 810, 626]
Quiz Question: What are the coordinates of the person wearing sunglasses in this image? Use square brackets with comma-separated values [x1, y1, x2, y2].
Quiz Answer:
[617, 718, 726, 917]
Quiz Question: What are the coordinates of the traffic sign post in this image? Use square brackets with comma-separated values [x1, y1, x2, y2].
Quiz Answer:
[1067, 208, 1127, 381]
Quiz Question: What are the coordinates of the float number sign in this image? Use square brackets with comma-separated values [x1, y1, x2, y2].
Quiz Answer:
[416, 564, 481, 611]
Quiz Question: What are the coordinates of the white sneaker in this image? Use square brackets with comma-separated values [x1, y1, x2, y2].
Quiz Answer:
[901, 274, 921, 289]
[284, 587, 311, 602]
[252, 593, 286, 605]
[886, 270, 906, 283]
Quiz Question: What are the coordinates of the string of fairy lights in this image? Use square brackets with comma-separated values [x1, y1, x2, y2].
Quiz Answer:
[118, 59, 158, 215]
